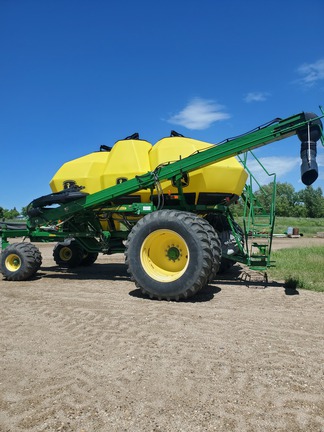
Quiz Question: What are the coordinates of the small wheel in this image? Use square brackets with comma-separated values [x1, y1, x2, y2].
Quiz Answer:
[0, 243, 42, 281]
[81, 251, 98, 266]
[53, 241, 83, 268]
[125, 210, 213, 300]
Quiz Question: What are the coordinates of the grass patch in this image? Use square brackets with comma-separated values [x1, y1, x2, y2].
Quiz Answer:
[268, 246, 324, 292]
[235, 216, 324, 237]
[273, 217, 324, 237]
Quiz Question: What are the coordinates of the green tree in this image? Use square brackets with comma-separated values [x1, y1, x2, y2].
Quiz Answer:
[21, 206, 28, 217]
[3, 207, 20, 220]
[254, 182, 300, 217]
[297, 186, 324, 218]
[230, 197, 244, 217]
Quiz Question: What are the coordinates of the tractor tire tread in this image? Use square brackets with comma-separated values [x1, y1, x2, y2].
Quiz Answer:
[125, 210, 213, 301]
[0, 242, 42, 281]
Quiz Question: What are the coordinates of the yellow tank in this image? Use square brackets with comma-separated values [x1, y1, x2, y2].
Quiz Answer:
[50, 136, 247, 205]
[101, 139, 152, 202]
[149, 136, 248, 204]
[50, 139, 152, 202]
[50, 151, 109, 193]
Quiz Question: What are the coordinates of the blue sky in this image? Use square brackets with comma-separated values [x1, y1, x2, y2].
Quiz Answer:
[1, 0, 324, 211]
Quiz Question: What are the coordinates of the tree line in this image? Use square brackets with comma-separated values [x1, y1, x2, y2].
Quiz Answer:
[251, 183, 324, 218]
[0, 207, 20, 220]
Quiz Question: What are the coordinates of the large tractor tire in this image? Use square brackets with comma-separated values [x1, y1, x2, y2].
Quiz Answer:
[175, 212, 222, 282]
[205, 214, 244, 273]
[125, 210, 213, 300]
[0, 242, 42, 281]
[53, 240, 84, 268]
[197, 217, 222, 282]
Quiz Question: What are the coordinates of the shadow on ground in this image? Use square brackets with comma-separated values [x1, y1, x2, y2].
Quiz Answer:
[29, 262, 298, 297]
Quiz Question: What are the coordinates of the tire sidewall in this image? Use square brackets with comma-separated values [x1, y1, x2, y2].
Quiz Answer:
[0, 243, 40, 280]
[127, 214, 206, 298]
[53, 241, 83, 268]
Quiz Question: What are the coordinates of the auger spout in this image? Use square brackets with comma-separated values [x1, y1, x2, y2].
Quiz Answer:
[297, 112, 323, 186]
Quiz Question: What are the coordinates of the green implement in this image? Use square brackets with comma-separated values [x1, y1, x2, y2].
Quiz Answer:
[1, 108, 323, 300]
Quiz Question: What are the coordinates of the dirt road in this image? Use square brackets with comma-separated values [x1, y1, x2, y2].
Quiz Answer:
[0, 237, 323, 431]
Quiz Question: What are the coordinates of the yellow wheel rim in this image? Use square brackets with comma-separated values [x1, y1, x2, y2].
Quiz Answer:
[59, 247, 72, 261]
[5, 253, 21, 272]
[140, 229, 189, 282]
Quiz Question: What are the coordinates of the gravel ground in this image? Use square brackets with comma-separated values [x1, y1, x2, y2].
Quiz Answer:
[0, 237, 323, 432]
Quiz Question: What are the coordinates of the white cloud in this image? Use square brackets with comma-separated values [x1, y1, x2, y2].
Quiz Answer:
[167, 98, 230, 130]
[244, 92, 270, 103]
[241, 156, 300, 186]
[253, 153, 324, 183]
[296, 59, 324, 87]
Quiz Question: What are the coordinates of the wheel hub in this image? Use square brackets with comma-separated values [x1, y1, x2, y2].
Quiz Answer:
[59, 247, 72, 261]
[166, 245, 181, 261]
[5, 254, 21, 271]
[140, 229, 189, 282]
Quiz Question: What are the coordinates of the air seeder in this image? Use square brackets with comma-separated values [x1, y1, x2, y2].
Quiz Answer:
[1, 109, 323, 300]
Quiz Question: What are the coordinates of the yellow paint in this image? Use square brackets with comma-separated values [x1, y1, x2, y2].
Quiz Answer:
[50, 136, 247, 203]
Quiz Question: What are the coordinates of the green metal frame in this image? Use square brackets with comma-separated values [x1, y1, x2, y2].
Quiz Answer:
[238, 151, 277, 269]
